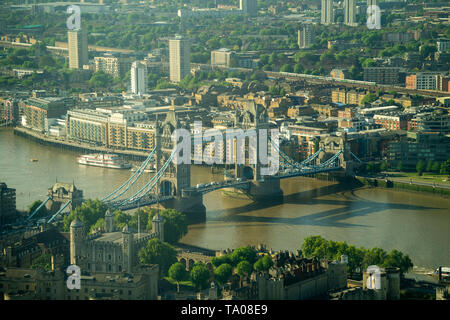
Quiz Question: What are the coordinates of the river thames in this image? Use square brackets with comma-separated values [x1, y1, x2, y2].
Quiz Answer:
[1, 128, 449, 272]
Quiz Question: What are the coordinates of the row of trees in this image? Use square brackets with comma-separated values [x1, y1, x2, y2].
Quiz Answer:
[301, 236, 413, 277]
[363, 160, 450, 176]
[141, 244, 276, 292]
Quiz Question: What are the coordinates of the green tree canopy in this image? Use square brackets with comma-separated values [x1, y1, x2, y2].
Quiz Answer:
[28, 200, 50, 220]
[138, 238, 177, 276]
[229, 246, 258, 266]
[416, 160, 426, 176]
[30, 253, 52, 271]
[236, 260, 253, 278]
[214, 263, 233, 285]
[190, 262, 211, 291]
[147, 209, 188, 244]
[63, 199, 108, 232]
[254, 255, 274, 272]
[168, 262, 188, 293]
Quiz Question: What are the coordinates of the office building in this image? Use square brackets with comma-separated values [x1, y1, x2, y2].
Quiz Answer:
[20, 97, 69, 133]
[363, 67, 405, 85]
[211, 48, 235, 67]
[321, 0, 334, 25]
[344, 0, 356, 26]
[0, 182, 16, 226]
[298, 25, 314, 49]
[94, 54, 133, 78]
[240, 0, 257, 17]
[68, 29, 88, 70]
[405, 72, 446, 91]
[169, 36, 191, 83]
[131, 61, 148, 95]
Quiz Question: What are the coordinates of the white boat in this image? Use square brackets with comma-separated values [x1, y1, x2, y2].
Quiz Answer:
[77, 154, 131, 169]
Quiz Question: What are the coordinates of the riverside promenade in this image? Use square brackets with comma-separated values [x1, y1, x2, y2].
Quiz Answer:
[12, 126, 148, 161]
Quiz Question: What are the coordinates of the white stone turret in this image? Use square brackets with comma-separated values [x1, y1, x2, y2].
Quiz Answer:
[152, 213, 165, 242]
[70, 217, 85, 265]
[105, 209, 114, 232]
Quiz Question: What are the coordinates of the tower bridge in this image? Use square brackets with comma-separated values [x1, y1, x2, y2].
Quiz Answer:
[19, 102, 358, 230]
[95, 101, 356, 223]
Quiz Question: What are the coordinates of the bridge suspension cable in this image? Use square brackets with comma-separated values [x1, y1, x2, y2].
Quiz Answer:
[114, 150, 177, 208]
[268, 136, 323, 169]
[26, 196, 51, 222]
[101, 146, 157, 202]
[47, 200, 71, 223]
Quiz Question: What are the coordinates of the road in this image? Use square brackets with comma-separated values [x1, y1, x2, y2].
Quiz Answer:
[357, 174, 450, 190]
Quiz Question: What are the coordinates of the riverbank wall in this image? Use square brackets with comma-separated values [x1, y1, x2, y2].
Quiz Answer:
[354, 176, 450, 197]
[12, 127, 148, 161]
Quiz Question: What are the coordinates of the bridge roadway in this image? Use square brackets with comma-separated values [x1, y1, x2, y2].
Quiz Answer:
[111, 179, 252, 211]
[111, 163, 343, 211]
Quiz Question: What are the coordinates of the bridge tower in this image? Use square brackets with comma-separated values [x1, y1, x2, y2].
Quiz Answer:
[46, 182, 83, 214]
[230, 101, 283, 202]
[155, 103, 190, 196]
[319, 133, 359, 176]
[153, 103, 206, 222]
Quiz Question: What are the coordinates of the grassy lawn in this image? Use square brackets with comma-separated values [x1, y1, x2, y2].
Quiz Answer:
[164, 277, 195, 288]
[388, 172, 450, 184]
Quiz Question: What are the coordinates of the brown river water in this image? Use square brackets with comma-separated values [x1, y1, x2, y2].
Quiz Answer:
[1, 128, 449, 271]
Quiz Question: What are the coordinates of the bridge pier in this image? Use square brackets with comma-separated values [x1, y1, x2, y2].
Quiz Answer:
[248, 177, 284, 202]
[153, 192, 206, 224]
[222, 177, 283, 203]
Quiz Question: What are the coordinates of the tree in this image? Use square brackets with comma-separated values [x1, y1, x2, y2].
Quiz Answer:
[236, 261, 253, 278]
[89, 71, 113, 88]
[361, 93, 377, 105]
[380, 161, 388, 172]
[254, 255, 273, 272]
[363, 247, 388, 268]
[138, 238, 177, 276]
[280, 64, 293, 72]
[431, 161, 440, 174]
[28, 200, 50, 220]
[30, 253, 52, 271]
[214, 263, 233, 286]
[229, 246, 257, 266]
[114, 210, 131, 230]
[148, 209, 188, 244]
[190, 263, 210, 291]
[440, 160, 450, 175]
[382, 250, 413, 277]
[129, 208, 151, 232]
[211, 255, 232, 268]
[416, 160, 426, 176]
[426, 160, 433, 173]
[293, 63, 303, 74]
[396, 161, 403, 172]
[89, 218, 105, 234]
[301, 235, 327, 257]
[38, 55, 55, 68]
[168, 262, 188, 293]
[63, 199, 108, 232]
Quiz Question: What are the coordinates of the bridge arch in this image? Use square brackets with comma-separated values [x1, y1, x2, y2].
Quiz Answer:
[160, 180, 176, 196]
[242, 166, 254, 180]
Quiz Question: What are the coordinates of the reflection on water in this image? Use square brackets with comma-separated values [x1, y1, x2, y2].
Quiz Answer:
[1, 128, 449, 269]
